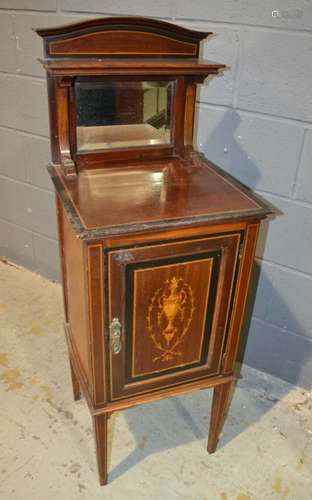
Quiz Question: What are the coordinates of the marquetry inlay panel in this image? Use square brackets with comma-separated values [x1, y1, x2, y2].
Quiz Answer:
[130, 257, 215, 378]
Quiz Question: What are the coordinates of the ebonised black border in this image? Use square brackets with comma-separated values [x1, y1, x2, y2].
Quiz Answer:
[124, 250, 221, 383]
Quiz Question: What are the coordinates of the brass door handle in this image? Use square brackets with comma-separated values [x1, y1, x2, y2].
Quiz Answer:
[109, 318, 122, 354]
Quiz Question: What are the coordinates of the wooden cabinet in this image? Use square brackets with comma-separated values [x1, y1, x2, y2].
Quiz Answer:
[37, 16, 272, 485]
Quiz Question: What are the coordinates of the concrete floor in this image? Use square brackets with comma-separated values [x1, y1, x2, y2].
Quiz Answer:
[0, 261, 311, 500]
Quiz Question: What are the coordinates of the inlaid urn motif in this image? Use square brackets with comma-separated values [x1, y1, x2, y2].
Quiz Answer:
[147, 276, 195, 363]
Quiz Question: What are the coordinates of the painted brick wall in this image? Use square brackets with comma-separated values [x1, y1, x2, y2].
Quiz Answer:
[0, 1, 311, 388]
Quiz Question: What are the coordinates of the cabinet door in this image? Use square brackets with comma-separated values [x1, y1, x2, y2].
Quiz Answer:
[107, 232, 241, 400]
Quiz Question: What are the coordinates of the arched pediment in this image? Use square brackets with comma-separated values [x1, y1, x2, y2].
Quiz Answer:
[36, 16, 210, 58]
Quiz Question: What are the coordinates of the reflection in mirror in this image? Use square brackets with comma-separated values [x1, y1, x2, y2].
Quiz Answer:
[75, 81, 173, 151]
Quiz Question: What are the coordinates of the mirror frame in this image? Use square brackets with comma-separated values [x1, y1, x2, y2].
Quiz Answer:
[75, 80, 173, 153]
[69, 75, 185, 169]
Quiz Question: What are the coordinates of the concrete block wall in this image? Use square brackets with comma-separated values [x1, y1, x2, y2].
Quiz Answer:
[0, 1, 311, 388]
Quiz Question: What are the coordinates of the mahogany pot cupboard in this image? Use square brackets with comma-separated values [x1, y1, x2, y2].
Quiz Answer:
[36, 17, 272, 485]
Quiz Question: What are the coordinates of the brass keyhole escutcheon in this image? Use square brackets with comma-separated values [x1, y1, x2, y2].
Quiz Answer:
[109, 318, 122, 355]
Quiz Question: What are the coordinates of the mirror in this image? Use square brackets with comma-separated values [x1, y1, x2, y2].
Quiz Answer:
[75, 80, 173, 151]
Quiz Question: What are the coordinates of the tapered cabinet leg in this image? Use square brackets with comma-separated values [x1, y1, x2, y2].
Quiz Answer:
[69, 358, 80, 401]
[93, 414, 108, 486]
[207, 381, 233, 454]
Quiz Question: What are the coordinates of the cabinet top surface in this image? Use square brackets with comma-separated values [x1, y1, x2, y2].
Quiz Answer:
[50, 155, 271, 238]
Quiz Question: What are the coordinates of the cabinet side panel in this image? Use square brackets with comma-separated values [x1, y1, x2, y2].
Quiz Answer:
[223, 223, 260, 373]
[62, 206, 91, 386]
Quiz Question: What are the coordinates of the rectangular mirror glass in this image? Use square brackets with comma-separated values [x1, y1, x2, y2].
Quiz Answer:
[75, 80, 173, 152]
